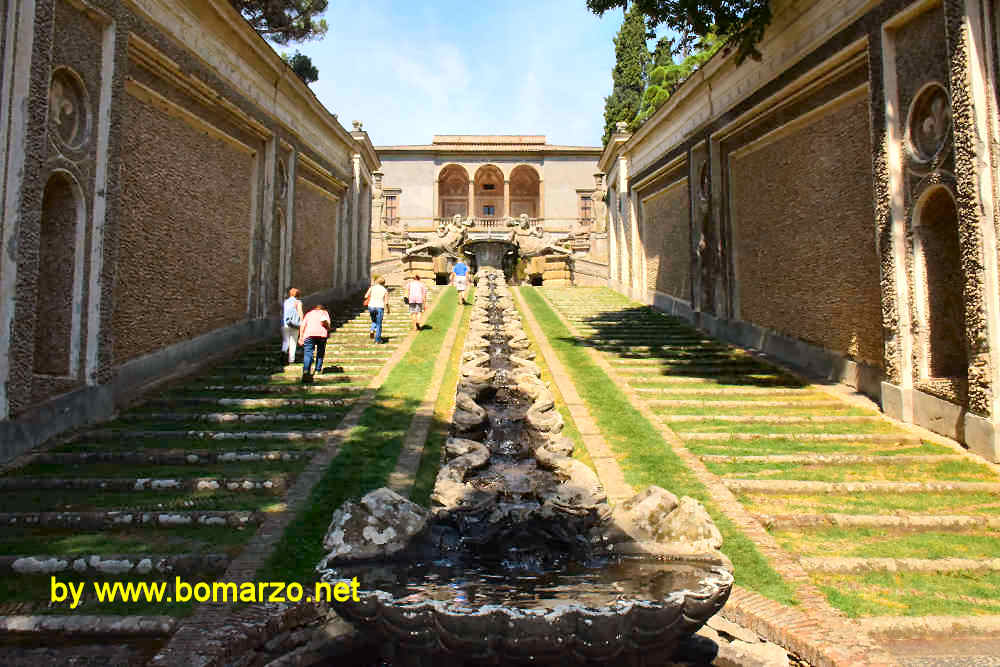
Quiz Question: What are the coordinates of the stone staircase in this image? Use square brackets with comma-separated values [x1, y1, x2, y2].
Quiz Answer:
[0, 291, 427, 662]
[540, 287, 1000, 660]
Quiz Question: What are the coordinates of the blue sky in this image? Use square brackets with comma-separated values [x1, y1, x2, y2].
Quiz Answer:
[275, 0, 628, 147]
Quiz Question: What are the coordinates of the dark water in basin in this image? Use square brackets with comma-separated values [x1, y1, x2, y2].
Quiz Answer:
[323, 556, 727, 612]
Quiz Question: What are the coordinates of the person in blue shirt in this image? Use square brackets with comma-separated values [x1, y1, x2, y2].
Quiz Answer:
[451, 259, 470, 305]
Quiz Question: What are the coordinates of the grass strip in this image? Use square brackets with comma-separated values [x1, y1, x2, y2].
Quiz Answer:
[410, 287, 476, 507]
[813, 571, 1000, 617]
[258, 288, 460, 583]
[707, 459, 996, 483]
[519, 287, 797, 605]
[771, 526, 1000, 560]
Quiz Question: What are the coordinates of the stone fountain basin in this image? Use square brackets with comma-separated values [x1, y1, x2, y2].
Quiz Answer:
[319, 556, 733, 662]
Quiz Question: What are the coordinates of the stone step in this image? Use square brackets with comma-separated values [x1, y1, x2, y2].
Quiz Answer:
[649, 399, 844, 408]
[634, 387, 812, 395]
[609, 354, 746, 363]
[755, 513, 1000, 531]
[859, 615, 1000, 639]
[131, 412, 341, 424]
[0, 510, 260, 529]
[678, 432, 919, 443]
[0, 553, 230, 576]
[613, 365, 778, 376]
[193, 374, 365, 384]
[31, 449, 306, 465]
[700, 454, 963, 465]
[0, 615, 178, 637]
[799, 557, 1000, 574]
[85, 428, 341, 441]
[628, 375, 802, 385]
[182, 384, 365, 395]
[724, 479, 1000, 494]
[667, 415, 881, 423]
[0, 475, 287, 492]
[147, 397, 351, 409]
[610, 358, 760, 368]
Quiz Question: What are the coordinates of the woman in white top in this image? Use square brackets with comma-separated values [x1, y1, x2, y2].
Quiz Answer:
[364, 276, 390, 344]
[406, 274, 428, 331]
[281, 287, 304, 365]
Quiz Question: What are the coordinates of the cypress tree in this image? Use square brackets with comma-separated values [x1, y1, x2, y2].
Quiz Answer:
[602, 3, 650, 145]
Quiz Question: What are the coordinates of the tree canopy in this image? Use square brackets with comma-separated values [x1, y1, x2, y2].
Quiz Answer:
[602, 4, 650, 145]
[282, 51, 319, 84]
[635, 32, 721, 125]
[587, 0, 772, 63]
[230, 0, 329, 45]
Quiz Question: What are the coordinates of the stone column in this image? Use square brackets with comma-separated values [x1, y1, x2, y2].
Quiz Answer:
[351, 154, 361, 285]
[467, 178, 474, 217]
[618, 156, 630, 290]
[608, 188, 619, 285]
[539, 179, 545, 219]
[503, 178, 510, 218]
[629, 189, 642, 299]
[433, 177, 439, 219]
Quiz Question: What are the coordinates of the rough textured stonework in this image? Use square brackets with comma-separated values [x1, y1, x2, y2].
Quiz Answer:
[113, 93, 254, 363]
[942, 0, 993, 415]
[731, 97, 883, 367]
[642, 177, 690, 300]
[292, 175, 338, 297]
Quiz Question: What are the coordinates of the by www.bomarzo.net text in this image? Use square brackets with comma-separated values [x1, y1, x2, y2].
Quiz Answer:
[50, 576, 360, 610]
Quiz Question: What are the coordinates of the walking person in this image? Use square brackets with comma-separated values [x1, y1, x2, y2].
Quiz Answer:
[451, 257, 470, 305]
[297, 304, 330, 383]
[281, 287, 303, 365]
[406, 274, 428, 331]
[364, 276, 390, 344]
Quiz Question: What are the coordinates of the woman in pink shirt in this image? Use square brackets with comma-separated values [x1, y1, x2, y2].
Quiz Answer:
[406, 274, 428, 331]
[297, 304, 331, 382]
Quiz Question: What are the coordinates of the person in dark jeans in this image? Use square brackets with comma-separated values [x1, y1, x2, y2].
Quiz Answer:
[297, 304, 330, 382]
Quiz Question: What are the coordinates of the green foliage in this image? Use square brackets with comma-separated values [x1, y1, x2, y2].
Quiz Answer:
[587, 0, 772, 64]
[602, 4, 650, 145]
[230, 0, 329, 44]
[634, 33, 722, 126]
[281, 51, 319, 84]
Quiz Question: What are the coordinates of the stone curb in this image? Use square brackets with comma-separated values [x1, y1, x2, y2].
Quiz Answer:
[533, 289, 898, 667]
[0, 553, 229, 576]
[701, 454, 962, 464]
[148, 290, 443, 667]
[30, 449, 305, 465]
[649, 399, 843, 408]
[725, 479, 1000, 494]
[0, 615, 177, 637]
[859, 615, 1000, 638]
[0, 476, 287, 492]
[668, 415, 882, 423]
[800, 556, 1000, 574]
[0, 510, 258, 529]
[634, 386, 816, 395]
[756, 513, 1000, 530]
[679, 432, 921, 442]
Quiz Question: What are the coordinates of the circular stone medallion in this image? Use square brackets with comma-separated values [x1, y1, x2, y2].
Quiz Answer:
[49, 68, 90, 150]
[907, 83, 951, 163]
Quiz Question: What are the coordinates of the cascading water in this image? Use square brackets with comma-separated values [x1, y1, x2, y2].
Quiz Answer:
[317, 270, 733, 665]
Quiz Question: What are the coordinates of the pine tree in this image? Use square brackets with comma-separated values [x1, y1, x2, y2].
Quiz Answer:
[635, 33, 722, 127]
[602, 4, 650, 145]
[230, 0, 329, 45]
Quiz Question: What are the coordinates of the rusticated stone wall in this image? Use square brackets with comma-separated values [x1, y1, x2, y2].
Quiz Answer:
[641, 177, 690, 300]
[292, 173, 339, 298]
[730, 95, 883, 367]
[114, 93, 254, 363]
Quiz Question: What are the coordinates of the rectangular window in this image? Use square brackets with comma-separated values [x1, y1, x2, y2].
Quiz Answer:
[579, 193, 593, 221]
[384, 194, 399, 223]
[483, 205, 495, 216]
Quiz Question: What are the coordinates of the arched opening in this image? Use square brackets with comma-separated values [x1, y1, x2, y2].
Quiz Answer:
[34, 172, 82, 377]
[474, 165, 504, 218]
[510, 165, 540, 218]
[915, 186, 966, 379]
[438, 165, 469, 218]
